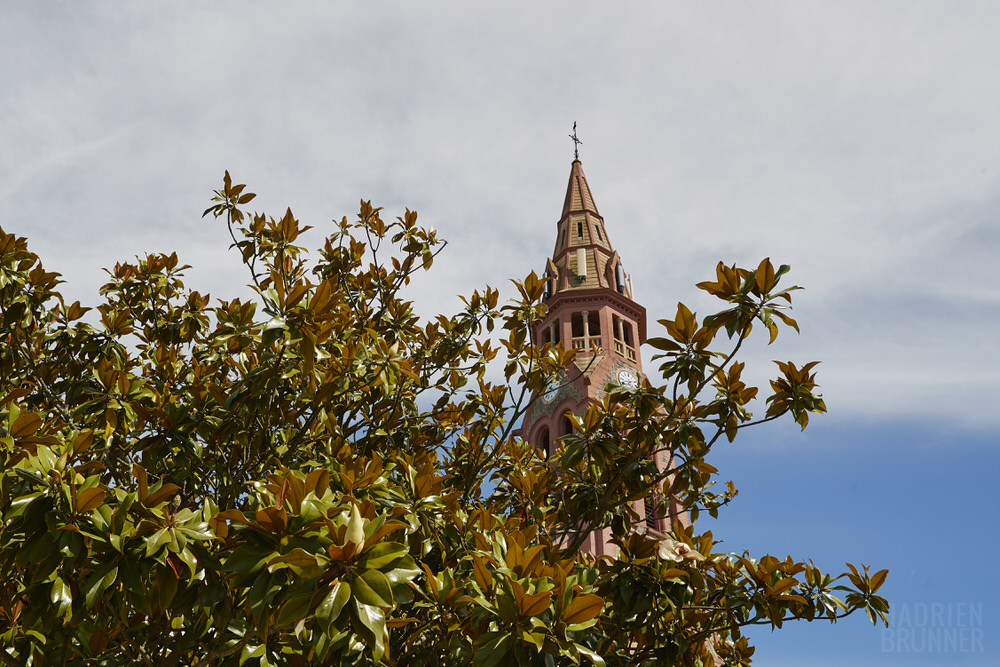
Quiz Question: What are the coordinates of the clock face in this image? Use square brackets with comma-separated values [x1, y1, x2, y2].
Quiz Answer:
[617, 370, 639, 389]
[542, 376, 561, 403]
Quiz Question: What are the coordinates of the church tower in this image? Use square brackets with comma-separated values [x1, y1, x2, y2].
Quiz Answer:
[520, 158, 675, 556]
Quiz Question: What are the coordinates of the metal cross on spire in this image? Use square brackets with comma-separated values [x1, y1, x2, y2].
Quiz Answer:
[569, 121, 582, 160]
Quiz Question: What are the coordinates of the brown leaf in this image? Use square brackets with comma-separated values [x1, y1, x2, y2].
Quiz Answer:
[519, 590, 552, 618]
[144, 484, 181, 508]
[76, 487, 106, 514]
[562, 593, 604, 625]
[11, 412, 41, 439]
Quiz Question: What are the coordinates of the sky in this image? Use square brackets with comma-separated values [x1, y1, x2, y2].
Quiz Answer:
[2, 2, 997, 664]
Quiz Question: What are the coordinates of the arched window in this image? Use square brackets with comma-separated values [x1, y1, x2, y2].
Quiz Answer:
[537, 427, 551, 456]
[561, 415, 574, 438]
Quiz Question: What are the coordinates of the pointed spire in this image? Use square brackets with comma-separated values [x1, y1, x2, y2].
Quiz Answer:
[546, 160, 635, 300]
[550, 160, 618, 292]
[561, 160, 600, 219]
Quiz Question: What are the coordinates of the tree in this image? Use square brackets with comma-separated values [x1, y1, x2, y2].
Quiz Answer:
[0, 172, 887, 666]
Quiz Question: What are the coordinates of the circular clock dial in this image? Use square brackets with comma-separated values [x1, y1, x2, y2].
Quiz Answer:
[542, 377, 561, 402]
[617, 370, 638, 388]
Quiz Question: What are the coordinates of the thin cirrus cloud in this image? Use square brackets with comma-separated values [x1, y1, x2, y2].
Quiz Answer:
[1, 2, 998, 429]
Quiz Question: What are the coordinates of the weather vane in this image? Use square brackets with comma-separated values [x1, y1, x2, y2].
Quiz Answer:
[569, 121, 582, 160]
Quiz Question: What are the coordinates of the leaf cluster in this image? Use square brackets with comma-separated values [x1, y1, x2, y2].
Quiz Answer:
[0, 174, 886, 666]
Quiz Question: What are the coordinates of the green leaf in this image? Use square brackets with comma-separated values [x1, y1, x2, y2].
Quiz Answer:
[574, 643, 606, 666]
[178, 521, 215, 541]
[146, 527, 171, 558]
[383, 554, 422, 586]
[276, 585, 315, 627]
[15, 468, 47, 486]
[561, 444, 585, 468]
[177, 547, 199, 580]
[50, 577, 72, 623]
[353, 568, 393, 608]
[359, 542, 408, 570]
[646, 337, 682, 352]
[316, 581, 350, 632]
[157, 566, 178, 610]
[352, 600, 387, 662]
[521, 628, 545, 650]
[222, 544, 273, 575]
[240, 643, 265, 666]
[473, 632, 510, 667]
[83, 561, 118, 608]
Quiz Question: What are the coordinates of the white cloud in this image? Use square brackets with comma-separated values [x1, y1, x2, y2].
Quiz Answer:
[2, 1, 998, 426]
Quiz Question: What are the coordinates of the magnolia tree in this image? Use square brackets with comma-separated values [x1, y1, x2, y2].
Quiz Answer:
[0, 173, 887, 666]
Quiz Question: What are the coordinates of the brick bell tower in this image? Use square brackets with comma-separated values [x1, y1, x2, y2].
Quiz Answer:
[520, 157, 678, 556]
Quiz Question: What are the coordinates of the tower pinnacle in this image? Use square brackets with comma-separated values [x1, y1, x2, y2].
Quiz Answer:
[569, 122, 582, 161]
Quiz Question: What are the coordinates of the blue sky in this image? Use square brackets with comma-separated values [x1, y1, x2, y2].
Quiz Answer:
[2, 3, 997, 663]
